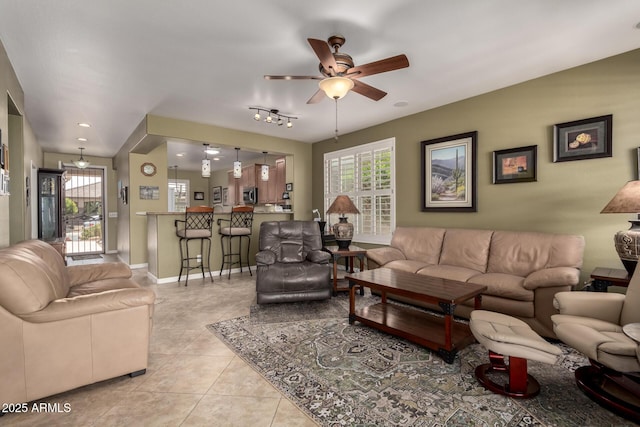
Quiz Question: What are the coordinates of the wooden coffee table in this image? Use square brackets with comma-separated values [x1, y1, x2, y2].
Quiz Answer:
[346, 268, 487, 364]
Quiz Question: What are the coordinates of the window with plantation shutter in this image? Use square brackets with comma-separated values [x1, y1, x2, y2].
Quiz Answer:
[324, 138, 395, 245]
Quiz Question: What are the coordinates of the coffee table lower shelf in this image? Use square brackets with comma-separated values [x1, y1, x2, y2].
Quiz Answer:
[349, 303, 475, 363]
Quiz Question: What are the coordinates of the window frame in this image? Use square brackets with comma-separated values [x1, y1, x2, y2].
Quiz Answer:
[323, 137, 396, 245]
[168, 179, 190, 212]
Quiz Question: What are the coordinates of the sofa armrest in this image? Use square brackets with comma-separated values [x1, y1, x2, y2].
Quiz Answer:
[553, 291, 625, 323]
[307, 250, 330, 264]
[366, 247, 406, 268]
[19, 288, 156, 323]
[523, 267, 579, 290]
[256, 250, 277, 265]
[66, 262, 132, 287]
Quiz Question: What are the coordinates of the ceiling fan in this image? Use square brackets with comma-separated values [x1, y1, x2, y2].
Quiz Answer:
[264, 35, 410, 104]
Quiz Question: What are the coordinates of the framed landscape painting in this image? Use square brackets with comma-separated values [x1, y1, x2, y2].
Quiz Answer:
[493, 145, 537, 184]
[553, 114, 612, 162]
[421, 131, 477, 212]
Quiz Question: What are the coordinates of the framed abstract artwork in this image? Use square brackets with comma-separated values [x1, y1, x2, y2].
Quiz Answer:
[421, 131, 477, 212]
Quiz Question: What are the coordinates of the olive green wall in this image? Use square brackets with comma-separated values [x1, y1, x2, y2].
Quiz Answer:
[0, 39, 43, 248]
[312, 48, 640, 284]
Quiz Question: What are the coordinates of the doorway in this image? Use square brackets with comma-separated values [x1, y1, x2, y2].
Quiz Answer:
[63, 166, 105, 255]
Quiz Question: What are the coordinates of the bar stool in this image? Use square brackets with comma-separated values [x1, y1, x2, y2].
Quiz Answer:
[218, 205, 254, 279]
[174, 206, 214, 286]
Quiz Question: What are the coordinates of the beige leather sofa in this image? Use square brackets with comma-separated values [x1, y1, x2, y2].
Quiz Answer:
[366, 227, 585, 338]
[0, 240, 155, 406]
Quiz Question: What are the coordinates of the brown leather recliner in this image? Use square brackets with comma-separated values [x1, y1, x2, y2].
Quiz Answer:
[0, 240, 155, 407]
[255, 221, 331, 304]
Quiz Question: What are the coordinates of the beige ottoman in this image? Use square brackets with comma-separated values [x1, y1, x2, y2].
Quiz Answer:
[470, 310, 562, 398]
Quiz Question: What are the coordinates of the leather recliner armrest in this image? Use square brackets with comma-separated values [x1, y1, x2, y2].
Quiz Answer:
[67, 262, 132, 287]
[553, 291, 625, 324]
[307, 250, 330, 264]
[256, 250, 277, 265]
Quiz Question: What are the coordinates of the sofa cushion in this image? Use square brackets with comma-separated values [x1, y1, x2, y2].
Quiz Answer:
[390, 227, 445, 265]
[385, 259, 431, 274]
[487, 231, 584, 277]
[439, 229, 493, 272]
[467, 273, 533, 301]
[418, 264, 482, 282]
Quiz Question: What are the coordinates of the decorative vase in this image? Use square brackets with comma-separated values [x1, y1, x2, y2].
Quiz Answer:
[332, 217, 353, 250]
[613, 221, 640, 275]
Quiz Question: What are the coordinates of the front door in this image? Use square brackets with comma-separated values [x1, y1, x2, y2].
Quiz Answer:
[63, 167, 104, 255]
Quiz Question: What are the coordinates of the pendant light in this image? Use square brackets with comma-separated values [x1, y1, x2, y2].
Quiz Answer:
[201, 144, 211, 178]
[261, 151, 269, 181]
[233, 147, 242, 179]
[73, 147, 90, 169]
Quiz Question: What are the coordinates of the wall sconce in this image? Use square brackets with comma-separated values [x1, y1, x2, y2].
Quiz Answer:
[233, 147, 242, 179]
[202, 144, 211, 178]
[261, 151, 269, 181]
[249, 107, 296, 128]
[73, 147, 90, 169]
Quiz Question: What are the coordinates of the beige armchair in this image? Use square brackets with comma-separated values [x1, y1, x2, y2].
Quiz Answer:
[551, 269, 640, 422]
[0, 240, 155, 408]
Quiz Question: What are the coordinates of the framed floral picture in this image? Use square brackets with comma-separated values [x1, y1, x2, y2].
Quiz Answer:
[553, 114, 612, 162]
[421, 131, 477, 212]
[493, 145, 537, 184]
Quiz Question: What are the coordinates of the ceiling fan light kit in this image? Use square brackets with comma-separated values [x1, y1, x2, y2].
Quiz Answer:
[264, 35, 409, 104]
[319, 76, 354, 99]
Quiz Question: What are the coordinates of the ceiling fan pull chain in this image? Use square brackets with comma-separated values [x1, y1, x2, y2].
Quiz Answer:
[334, 98, 339, 141]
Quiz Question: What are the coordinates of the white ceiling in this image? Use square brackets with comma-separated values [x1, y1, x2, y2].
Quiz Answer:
[1, 0, 640, 171]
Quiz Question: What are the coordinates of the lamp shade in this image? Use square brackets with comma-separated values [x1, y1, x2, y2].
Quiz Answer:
[326, 195, 360, 216]
[318, 77, 354, 100]
[601, 181, 640, 213]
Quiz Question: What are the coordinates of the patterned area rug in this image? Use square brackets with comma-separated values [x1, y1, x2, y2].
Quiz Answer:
[209, 296, 633, 426]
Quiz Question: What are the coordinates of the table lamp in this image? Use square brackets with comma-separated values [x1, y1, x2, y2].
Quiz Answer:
[601, 180, 640, 275]
[326, 195, 360, 250]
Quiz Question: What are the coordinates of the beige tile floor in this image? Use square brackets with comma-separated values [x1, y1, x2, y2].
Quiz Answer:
[2, 256, 318, 427]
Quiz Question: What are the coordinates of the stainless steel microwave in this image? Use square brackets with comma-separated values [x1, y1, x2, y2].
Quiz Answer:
[242, 187, 258, 204]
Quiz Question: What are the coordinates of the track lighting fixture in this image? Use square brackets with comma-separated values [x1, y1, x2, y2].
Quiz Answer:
[248, 107, 297, 129]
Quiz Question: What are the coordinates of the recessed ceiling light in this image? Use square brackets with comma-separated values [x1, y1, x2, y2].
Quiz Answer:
[77, 137, 88, 142]
[176, 153, 185, 157]
[393, 101, 409, 107]
[205, 147, 220, 155]
[213, 157, 220, 161]
[78, 123, 91, 128]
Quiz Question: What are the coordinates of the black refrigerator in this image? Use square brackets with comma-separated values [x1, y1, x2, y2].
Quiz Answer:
[38, 168, 66, 240]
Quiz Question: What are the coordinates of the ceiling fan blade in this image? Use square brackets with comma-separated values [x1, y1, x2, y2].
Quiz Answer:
[306, 88, 327, 104]
[347, 54, 409, 79]
[351, 79, 387, 101]
[307, 38, 338, 75]
[264, 75, 322, 80]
